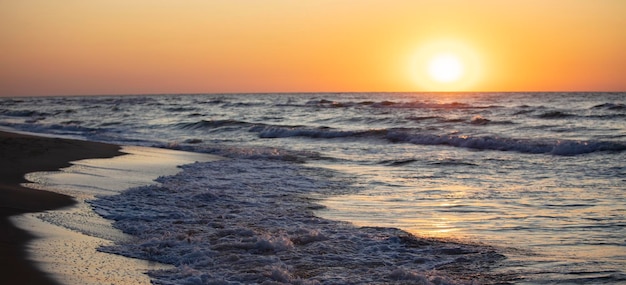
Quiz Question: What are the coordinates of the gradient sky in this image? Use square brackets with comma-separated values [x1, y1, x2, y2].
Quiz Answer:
[1, 0, 625, 96]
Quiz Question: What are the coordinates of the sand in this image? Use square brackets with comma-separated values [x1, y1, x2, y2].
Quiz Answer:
[0, 130, 122, 285]
[0, 130, 221, 285]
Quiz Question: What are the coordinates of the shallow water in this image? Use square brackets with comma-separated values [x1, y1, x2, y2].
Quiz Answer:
[315, 150, 626, 283]
[93, 158, 509, 284]
[14, 146, 218, 285]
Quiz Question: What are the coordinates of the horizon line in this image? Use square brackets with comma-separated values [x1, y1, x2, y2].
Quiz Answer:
[2, 90, 625, 98]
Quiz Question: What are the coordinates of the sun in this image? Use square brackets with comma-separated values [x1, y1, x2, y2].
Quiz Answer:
[427, 53, 464, 83]
[408, 39, 483, 91]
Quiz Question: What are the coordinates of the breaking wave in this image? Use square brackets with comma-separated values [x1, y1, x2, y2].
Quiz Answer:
[384, 131, 626, 156]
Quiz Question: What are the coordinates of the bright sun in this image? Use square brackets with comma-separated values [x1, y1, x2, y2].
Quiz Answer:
[408, 39, 483, 91]
[427, 53, 463, 83]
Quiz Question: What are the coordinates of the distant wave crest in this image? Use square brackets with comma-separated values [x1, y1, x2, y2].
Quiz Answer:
[176, 119, 252, 130]
[385, 131, 626, 156]
[252, 125, 387, 139]
[592, 103, 626, 110]
[306, 99, 492, 109]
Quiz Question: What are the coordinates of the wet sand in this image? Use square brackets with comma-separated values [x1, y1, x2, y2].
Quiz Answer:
[0, 130, 122, 284]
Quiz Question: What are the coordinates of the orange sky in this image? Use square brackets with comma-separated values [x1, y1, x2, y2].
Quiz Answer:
[1, 0, 625, 96]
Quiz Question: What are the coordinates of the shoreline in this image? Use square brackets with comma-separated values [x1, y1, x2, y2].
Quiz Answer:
[0, 130, 123, 285]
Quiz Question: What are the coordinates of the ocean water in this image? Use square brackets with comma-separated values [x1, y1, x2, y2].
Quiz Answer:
[1, 92, 625, 284]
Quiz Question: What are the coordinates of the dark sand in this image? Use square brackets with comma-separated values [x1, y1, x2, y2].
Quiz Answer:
[0, 131, 122, 285]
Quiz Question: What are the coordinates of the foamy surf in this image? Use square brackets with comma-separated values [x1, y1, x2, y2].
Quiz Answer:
[12, 145, 219, 285]
[93, 158, 507, 284]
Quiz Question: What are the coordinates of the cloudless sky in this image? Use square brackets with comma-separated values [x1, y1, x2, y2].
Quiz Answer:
[1, 0, 625, 96]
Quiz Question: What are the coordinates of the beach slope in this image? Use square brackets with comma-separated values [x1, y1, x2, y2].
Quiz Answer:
[0, 131, 122, 285]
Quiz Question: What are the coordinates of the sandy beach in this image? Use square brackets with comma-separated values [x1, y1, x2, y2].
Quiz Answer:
[0, 130, 122, 284]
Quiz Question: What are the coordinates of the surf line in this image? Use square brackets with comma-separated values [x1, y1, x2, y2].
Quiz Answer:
[12, 145, 220, 285]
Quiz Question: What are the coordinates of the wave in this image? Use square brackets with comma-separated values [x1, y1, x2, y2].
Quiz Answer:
[0, 109, 51, 117]
[468, 115, 514, 125]
[252, 125, 387, 139]
[176, 119, 388, 140]
[409, 115, 514, 125]
[194, 98, 226, 105]
[222, 101, 268, 108]
[535, 107, 626, 120]
[175, 119, 253, 130]
[305, 99, 497, 110]
[176, 119, 626, 156]
[536, 111, 576, 119]
[92, 159, 507, 284]
[592, 103, 626, 110]
[470, 115, 491, 125]
[164, 106, 199, 113]
[389, 101, 473, 109]
[176, 115, 512, 139]
[406, 115, 441, 121]
[59, 120, 84, 125]
[430, 159, 478, 167]
[512, 109, 535, 115]
[378, 159, 419, 166]
[4, 121, 100, 136]
[165, 142, 326, 163]
[385, 131, 626, 156]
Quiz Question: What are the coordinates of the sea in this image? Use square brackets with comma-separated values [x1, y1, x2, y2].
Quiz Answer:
[1, 92, 625, 284]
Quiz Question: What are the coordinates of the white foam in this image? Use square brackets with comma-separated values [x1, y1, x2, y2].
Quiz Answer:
[93, 159, 504, 284]
[12, 146, 220, 285]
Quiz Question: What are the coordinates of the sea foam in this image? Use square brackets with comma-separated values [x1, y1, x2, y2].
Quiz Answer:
[92, 159, 505, 284]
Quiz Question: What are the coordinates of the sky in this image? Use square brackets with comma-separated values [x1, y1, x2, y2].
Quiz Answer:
[1, 0, 625, 96]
